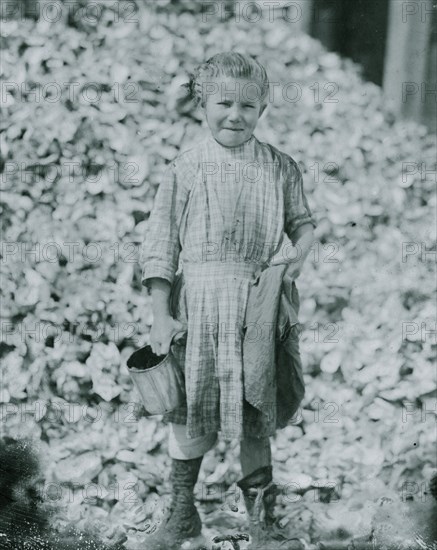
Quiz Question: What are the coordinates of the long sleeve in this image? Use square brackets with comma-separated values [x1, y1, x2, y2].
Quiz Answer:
[283, 155, 316, 239]
[140, 158, 190, 291]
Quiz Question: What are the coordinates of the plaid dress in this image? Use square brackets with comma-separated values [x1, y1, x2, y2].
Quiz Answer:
[141, 134, 316, 439]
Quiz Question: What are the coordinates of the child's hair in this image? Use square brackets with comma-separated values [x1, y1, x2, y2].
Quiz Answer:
[183, 52, 269, 108]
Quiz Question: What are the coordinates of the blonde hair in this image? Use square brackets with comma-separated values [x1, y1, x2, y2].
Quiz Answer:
[183, 52, 269, 108]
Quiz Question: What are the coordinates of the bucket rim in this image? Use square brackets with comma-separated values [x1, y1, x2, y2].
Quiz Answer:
[126, 346, 179, 374]
[126, 330, 187, 371]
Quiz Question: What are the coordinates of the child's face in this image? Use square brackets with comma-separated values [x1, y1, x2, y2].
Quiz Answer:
[201, 76, 267, 148]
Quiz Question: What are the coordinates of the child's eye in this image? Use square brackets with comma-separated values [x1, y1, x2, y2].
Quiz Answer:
[218, 101, 231, 106]
[243, 104, 256, 109]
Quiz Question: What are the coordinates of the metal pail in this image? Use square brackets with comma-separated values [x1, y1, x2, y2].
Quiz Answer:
[126, 331, 186, 415]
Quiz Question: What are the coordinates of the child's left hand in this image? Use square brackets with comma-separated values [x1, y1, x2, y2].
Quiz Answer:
[270, 255, 305, 281]
[269, 223, 315, 281]
[283, 257, 306, 281]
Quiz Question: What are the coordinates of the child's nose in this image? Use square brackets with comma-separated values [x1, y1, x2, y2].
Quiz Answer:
[228, 106, 242, 121]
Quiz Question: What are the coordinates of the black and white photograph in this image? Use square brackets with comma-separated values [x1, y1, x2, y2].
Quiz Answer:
[1, 1, 436, 549]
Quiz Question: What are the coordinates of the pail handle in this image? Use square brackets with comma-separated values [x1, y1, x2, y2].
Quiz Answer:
[171, 328, 187, 344]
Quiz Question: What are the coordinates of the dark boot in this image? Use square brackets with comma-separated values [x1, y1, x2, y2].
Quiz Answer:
[237, 466, 302, 549]
[145, 456, 203, 550]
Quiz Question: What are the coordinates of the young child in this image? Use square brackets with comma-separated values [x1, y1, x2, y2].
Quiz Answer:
[141, 52, 316, 549]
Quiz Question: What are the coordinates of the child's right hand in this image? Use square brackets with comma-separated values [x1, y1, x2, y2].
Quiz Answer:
[149, 314, 186, 356]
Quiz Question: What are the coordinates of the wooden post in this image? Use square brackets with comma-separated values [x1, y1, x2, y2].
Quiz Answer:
[383, 0, 435, 126]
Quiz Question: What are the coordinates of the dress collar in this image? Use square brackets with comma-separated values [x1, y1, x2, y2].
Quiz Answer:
[206, 133, 257, 156]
